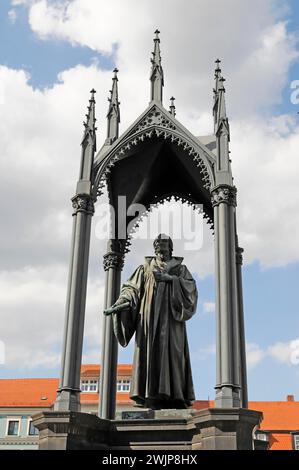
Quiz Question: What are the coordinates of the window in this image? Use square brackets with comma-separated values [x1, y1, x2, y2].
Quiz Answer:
[7, 420, 20, 436]
[28, 420, 39, 436]
[254, 430, 269, 442]
[255, 432, 268, 441]
[117, 380, 131, 392]
[80, 379, 98, 392]
[293, 434, 299, 450]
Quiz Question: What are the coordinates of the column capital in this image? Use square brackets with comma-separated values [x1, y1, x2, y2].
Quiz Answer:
[103, 250, 124, 271]
[236, 246, 244, 265]
[211, 184, 237, 207]
[72, 194, 95, 215]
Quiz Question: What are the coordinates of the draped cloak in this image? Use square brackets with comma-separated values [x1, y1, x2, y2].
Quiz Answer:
[112, 256, 198, 407]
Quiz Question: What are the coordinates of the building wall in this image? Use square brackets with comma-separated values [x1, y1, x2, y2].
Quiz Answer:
[0, 412, 39, 450]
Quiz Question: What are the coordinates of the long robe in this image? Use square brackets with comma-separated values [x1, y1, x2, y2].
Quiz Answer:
[113, 256, 198, 408]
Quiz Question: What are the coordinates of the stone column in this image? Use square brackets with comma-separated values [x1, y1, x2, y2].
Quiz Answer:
[236, 245, 248, 408]
[98, 240, 123, 420]
[212, 184, 241, 408]
[54, 194, 94, 412]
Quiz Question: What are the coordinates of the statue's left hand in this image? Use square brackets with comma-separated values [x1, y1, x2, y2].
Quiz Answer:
[154, 272, 173, 283]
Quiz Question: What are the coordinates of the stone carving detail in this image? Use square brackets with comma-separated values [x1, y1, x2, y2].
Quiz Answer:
[72, 195, 95, 215]
[211, 185, 237, 207]
[122, 194, 213, 256]
[236, 246, 244, 265]
[134, 108, 176, 133]
[103, 251, 124, 271]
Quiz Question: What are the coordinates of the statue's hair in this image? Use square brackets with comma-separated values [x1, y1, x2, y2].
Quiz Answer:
[153, 233, 173, 254]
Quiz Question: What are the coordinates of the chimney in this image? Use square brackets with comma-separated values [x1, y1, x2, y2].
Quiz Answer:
[287, 394, 294, 402]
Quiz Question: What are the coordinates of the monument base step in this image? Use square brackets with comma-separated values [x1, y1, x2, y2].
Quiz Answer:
[32, 407, 262, 451]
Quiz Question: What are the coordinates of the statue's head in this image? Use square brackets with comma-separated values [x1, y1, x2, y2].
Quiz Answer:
[153, 233, 173, 261]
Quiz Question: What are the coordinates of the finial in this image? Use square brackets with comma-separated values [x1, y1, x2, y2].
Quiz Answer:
[169, 96, 176, 117]
[154, 29, 160, 40]
[215, 58, 221, 69]
[90, 88, 96, 102]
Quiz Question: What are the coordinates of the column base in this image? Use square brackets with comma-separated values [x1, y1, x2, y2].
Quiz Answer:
[215, 385, 241, 408]
[194, 408, 263, 450]
[32, 408, 263, 450]
[53, 389, 81, 412]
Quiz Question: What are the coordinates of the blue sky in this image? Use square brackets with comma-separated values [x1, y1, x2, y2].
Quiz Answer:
[0, 0, 299, 404]
[0, 1, 113, 88]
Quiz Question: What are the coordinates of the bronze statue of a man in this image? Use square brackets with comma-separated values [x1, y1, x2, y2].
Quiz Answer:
[111, 233, 198, 409]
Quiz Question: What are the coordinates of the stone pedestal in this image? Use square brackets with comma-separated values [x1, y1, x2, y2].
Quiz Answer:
[193, 408, 262, 450]
[32, 412, 110, 450]
[33, 408, 262, 451]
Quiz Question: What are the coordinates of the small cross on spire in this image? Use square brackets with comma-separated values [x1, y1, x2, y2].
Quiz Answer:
[90, 88, 96, 102]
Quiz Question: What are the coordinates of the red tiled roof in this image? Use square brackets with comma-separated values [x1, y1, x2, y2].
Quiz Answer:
[193, 400, 214, 410]
[81, 364, 132, 377]
[0, 364, 133, 408]
[193, 399, 299, 433]
[0, 378, 58, 407]
[269, 433, 293, 450]
[248, 401, 299, 431]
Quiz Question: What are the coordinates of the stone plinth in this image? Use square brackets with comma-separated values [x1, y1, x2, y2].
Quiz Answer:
[32, 408, 262, 451]
[193, 408, 262, 450]
[32, 411, 110, 450]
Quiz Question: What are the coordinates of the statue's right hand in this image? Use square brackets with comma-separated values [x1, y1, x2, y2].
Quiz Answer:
[103, 299, 130, 316]
[113, 297, 127, 308]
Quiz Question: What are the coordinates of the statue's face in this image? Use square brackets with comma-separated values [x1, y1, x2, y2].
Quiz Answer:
[155, 239, 172, 261]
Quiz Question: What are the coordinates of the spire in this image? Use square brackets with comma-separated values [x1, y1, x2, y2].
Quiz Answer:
[106, 68, 120, 145]
[213, 59, 229, 139]
[169, 96, 176, 117]
[79, 89, 97, 183]
[82, 88, 97, 149]
[212, 60, 232, 184]
[213, 59, 222, 133]
[150, 29, 164, 103]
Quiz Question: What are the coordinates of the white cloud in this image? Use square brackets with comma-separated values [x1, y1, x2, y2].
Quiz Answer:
[0, 63, 113, 269]
[189, 338, 299, 372]
[25, 0, 298, 120]
[11, 0, 30, 4]
[8, 9, 17, 24]
[232, 114, 299, 267]
[0, 265, 105, 370]
[203, 302, 215, 314]
[192, 343, 216, 361]
[246, 342, 266, 369]
[268, 338, 299, 366]
[246, 338, 299, 370]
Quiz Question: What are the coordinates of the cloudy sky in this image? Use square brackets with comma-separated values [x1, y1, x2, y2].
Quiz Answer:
[0, 0, 299, 402]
